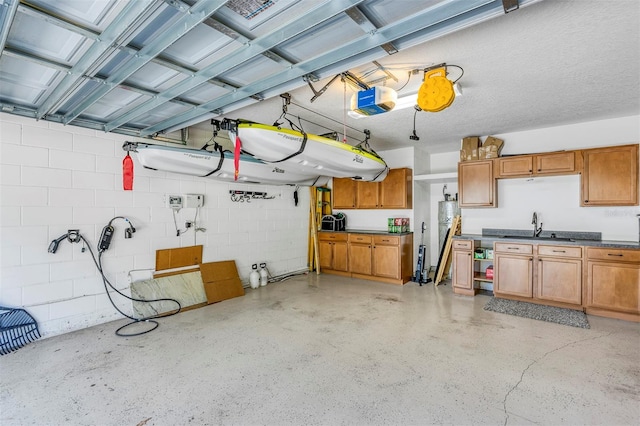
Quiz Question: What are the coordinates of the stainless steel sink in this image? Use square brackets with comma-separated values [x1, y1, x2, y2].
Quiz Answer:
[500, 236, 574, 242]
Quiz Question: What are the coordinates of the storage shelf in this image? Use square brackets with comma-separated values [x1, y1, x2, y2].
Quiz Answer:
[473, 258, 494, 262]
[413, 172, 457, 183]
[474, 272, 493, 282]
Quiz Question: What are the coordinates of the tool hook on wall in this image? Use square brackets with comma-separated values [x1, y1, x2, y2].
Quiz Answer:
[229, 190, 276, 202]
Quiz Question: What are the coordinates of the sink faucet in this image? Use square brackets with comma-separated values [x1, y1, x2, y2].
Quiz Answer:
[532, 212, 543, 237]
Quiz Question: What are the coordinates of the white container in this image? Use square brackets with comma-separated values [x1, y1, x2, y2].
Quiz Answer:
[259, 263, 268, 287]
[249, 264, 260, 289]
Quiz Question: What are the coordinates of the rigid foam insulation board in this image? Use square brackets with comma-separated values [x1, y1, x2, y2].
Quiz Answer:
[200, 260, 245, 304]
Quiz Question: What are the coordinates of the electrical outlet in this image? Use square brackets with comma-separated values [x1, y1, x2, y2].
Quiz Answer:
[167, 195, 183, 210]
[185, 193, 204, 208]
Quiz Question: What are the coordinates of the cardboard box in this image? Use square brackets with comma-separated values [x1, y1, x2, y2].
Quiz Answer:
[199, 260, 245, 304]
[483, 136, 504, 158]
[478, 146, 487, 159]
[388, 218, 409, 233]
[460, 136, 481, 161]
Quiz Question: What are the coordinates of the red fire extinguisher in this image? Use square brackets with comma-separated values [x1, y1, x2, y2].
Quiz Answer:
[123, 153, 133, 190]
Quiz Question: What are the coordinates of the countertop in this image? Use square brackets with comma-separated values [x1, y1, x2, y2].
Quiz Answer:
[454, 234, 640, 250]
[319, 229, 413, 236]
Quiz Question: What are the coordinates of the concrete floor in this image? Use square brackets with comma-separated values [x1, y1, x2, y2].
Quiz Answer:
[1, 274, 639, 426]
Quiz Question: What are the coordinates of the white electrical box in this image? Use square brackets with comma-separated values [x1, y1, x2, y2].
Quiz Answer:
[167, 195, 183, 210]
[185, 193, 205, 208]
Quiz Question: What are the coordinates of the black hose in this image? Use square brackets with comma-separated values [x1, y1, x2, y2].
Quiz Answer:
[79, 234, 181, 337]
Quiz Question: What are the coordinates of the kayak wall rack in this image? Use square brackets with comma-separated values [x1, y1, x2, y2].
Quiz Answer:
[229, 190, 276, 202]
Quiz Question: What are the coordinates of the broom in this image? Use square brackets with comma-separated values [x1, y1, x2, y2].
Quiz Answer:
[0, 306, 41, 355]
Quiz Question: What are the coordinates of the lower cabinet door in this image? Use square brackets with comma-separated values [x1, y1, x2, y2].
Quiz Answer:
[587, 261, 640, 314]
[494, 254, 533, 297]
[349, 243, 372, 275]
[452, 250, 473, 290]
[319, 240, 334, 270]
[536, 258, 582, 305]
[333, 242, 349, 272]
[373, 245, 400, 279]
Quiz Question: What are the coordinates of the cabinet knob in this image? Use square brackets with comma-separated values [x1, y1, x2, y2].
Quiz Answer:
[584, 200, 589, 203]
[537, 169, 541, 172]
[607, 253, 624, 257]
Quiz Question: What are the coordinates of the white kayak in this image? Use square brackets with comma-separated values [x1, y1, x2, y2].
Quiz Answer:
[123, 142, 330, 186]
[226, 121, 389, 182]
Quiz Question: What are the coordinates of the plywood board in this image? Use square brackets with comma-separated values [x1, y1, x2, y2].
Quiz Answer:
[155, 245, 202, 271]
[435, 215, 461, 285]
[200, 261, 245, 304]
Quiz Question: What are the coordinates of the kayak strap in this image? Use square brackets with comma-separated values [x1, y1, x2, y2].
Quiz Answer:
[271, 131, 308, 163]
[202, 143, 225, 177]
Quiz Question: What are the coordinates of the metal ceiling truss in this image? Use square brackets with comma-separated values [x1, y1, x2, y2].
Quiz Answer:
[104, 0, 366, 133]
[140, 0, 498, 137]
[0, 0, 537, 139]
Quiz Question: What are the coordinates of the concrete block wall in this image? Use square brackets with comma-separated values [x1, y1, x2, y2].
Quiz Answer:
[0, 113, 309, 338]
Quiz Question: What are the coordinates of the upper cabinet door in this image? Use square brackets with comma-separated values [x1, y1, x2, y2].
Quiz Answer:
[332, 177, 356, 209]
[535, 151, 577, 175]
[581, 144, 639, 206]
[356, 181, 379, 209]
[458, 160, 496, 207]
[497, 156, 533, 177]
[380, 168, 412, 209]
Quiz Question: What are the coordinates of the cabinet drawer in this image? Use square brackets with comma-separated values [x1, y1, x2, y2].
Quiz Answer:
[318, 232, 348, 242]
[497, 156, 533, 177]
[494, 242, 533, 255]
[349, 234, 372, 244]
[453, 240, 473, 250]
[535, 151, 576, 174]
[374, 235, 400, 246]
[538, 245, 583, 258]
[587, 247, 640, 262]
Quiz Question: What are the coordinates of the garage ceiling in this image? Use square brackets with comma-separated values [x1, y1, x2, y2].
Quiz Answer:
[1, 0, 638, 154]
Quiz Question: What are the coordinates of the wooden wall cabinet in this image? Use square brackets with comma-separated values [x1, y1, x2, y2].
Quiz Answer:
[497, 151, 578, 178]
[460, 143, 637, 208]
[332, 178, 356, 209]
[318, 232, 348, 273]
[356, 181, 379, 209]
[458, 160, 496, 207]
[581, 144, 639, 206]
[586, 247, 640, 321]
[332, 168, 412, 210]
[379, 168, 413, 209]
